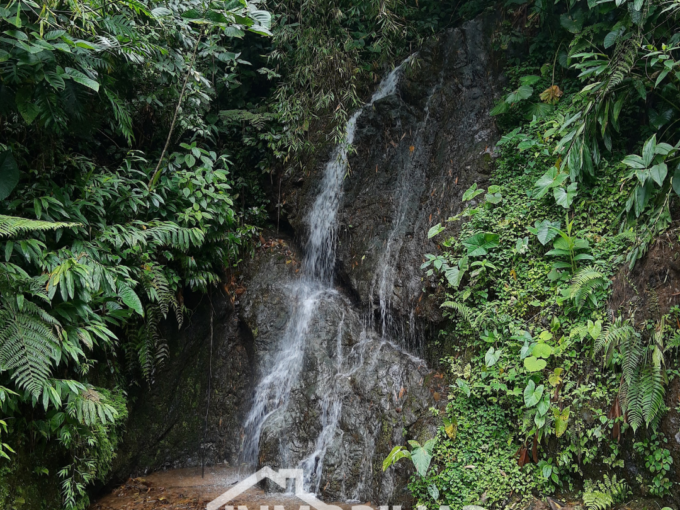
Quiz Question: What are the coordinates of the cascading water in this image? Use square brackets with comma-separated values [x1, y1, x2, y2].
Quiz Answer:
[368, 73, 445, 352]
[242, 59, 412, 488]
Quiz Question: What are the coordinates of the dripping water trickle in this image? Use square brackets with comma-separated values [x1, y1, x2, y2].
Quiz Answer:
[368, 71, 445, 353]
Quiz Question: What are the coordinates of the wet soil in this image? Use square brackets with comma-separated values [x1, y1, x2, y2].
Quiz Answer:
[90, 466, 376, 510]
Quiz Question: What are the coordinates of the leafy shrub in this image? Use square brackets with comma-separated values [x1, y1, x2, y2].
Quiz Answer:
[408, 398, 548, 509]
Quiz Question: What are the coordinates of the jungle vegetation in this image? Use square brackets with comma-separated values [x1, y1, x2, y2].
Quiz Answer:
[384, 0, 680, 508]
[1, 0, 680, 508]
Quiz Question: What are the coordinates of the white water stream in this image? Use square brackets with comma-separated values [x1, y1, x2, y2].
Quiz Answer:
[242, 58, 416, 496]
[368, 72, 444, 352]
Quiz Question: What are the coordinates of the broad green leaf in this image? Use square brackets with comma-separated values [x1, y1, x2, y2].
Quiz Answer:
[181, 8, 202, 19]
[655, 70, 670, 88]
[427, 484, 439, 501]
[560, 11, 584, 33]
[535, 413, 546, 428]
[587, 320, 602, 340]
[428, 223, 445, 239]
[515, 236, 529, 254]
[4, 30, 28, 41]
[523, 380, 545, 407]
[655, 142, 674, 156]
[485, 191, 502, 204]
[529, 220, 560, 245]
[118, 283, 144, 316]
[490, 101, 510, 116]
[650, 109, 674, 130]
[526, 102, 553, 119]
[537, 395, 550, 416]
[673, 166, 680, 197]
[506, 85, 533, 104]
[622, 154, 646, 169]
[554, 407, 570, 437]
[534, 168, 568, 198]
[411, 444, 433, 477]
[224, 26, 245, 38]
[462, 183, 485, 202]
[634, 180, 654, 217]
[0, 151, 20, 201]
[462, 232, 500, 257]
[423, 438, 437, 454]
[650, 163, 667, 187]
[554, 182, 578, 209]
[15, 89, 39, 124]
[383, 445, 411, 471]
[456, 378, 471, 397]
[642, 135, 656, 167]
[604, 28, 625, 49]
[524, 356, 547, 373]
[549, 368, 564, 386]
[485, 347, 502, 367]
[520, 75, 541, 86]
[445, 266, 464, 288]
[532, 343, 553, 359]
[151, 7, 172, 17]
[65, 67, 99, 92]
[520, 341, 533, 360]
[250, 9, 272, 29]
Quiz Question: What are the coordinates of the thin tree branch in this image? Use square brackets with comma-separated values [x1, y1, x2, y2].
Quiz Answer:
[148, 31, 203, 188]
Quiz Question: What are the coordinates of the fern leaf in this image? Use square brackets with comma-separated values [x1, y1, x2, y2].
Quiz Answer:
[0, 301, 61, 397]
[0, 215, 80, 238]
[640, 365, 665, 428]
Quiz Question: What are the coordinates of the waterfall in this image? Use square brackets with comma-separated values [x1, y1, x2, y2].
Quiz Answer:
[369, 71, 444, 353]
[241, 59, 411, 483]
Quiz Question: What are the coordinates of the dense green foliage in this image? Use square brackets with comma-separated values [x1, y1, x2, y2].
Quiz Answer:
[401, 0, 680, 507]
[0, 1, 273, 507]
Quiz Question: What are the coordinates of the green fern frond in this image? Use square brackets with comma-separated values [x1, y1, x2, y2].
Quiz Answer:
[621, 331, 643, 385]
[603, 36, 640, 95]
[640, 364, 665, 428]
[441, 301, 477, 326]
[593, 317, 636, 367]
[65, 385, 119, 426]
[104, 89, 134, 144]
[568, 266, 605, 309]
[0, 215, 80, 238]
[583, 490, 614, 510]
[583, 474, 628, 510]
[0, 300, 61, 397]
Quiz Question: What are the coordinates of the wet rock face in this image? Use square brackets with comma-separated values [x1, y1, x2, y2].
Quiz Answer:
[111, 290, 255, 479]
[253, 292, 438, 503]
[338, 17, 502, 337]
[238, 241, 444, 504]
[280, 15, 503, 348]
[237, 14, 501, 503]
